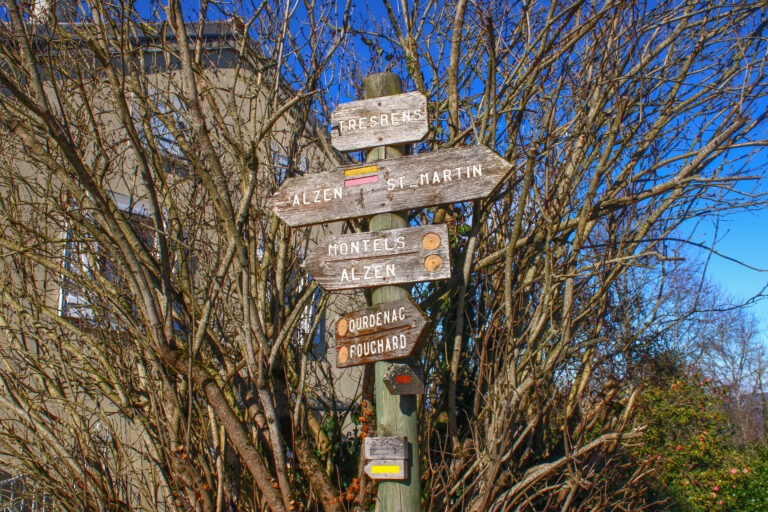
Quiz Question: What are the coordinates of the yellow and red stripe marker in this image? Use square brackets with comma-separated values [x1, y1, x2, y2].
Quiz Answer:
[344, 165, 378, 186]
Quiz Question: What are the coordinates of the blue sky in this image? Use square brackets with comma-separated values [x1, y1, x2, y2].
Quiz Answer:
[695, 203, 768, 324]
[142, 0, 768, 334]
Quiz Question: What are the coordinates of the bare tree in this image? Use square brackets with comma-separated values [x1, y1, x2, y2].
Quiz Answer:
[698, 305, 767, 444]
[358, 0, 768, 510]
[0, 1, 767, 511]
[0, 1, 353, 510]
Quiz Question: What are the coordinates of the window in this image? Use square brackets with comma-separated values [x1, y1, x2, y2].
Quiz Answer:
[59, 192, 154, 320]
[0, 472, 50, 511]
[271, 140, 290, 183]
[59, 221, 95, 319]
[296, 287, 325, 359]
[133, 84, 190, 161]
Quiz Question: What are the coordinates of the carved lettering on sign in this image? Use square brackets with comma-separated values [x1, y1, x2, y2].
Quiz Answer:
[327, 236, 406, 257]
[303, 225, 451, 291]
[336, 109, 426, 134]
[290, 187, 343, 206]
[270, 146, 512, 227]
[363, 436, 408, 460]
[416, 164, 484, 186]
[345, 305, 407, 334]
[333, 297, 430, 368]
[331, 91, 429, 152]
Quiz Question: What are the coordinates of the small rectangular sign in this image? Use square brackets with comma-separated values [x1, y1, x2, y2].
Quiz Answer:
[302, 224, 450, 291]
[331, 91, 428, 152]
[363, 436, 408, 460]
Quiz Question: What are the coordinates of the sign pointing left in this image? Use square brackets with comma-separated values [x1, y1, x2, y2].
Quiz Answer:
[362, 437, 408, 480]
[364, 460, 408, 480]
[303, 224, 450, 291]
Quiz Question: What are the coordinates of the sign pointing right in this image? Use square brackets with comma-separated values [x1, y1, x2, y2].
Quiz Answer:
[270, 145, 512, 227]
[333, 297, 430, 368]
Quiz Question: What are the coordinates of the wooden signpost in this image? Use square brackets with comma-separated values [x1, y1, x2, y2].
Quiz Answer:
[331, 91, 428, 152]
[302, 224, 450, 291]
[383, 363, 425, 395]
[363, 437, 409, 480]
[333, 297, 430, 368]
[270, 145, 512, 227]
[274, 74, 513, 511]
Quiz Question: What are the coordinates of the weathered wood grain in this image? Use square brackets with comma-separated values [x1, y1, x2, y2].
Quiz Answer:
[333, 297, 430, 368]
[331, 91, 428, 152]
[270, 145, 513, 227]
[363, 436, 408, 460]
[303, 224, 450, 291]
[383, 363, 425, 395]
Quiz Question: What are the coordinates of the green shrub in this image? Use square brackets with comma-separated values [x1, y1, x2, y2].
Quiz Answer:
[636, 377, 767, 511]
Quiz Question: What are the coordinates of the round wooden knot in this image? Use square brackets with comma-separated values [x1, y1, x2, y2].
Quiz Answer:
[422, 232, 441, 250]
[338, 346, 349, 364]
[424, 254, 443, 273]
[337, 318, 348, 336]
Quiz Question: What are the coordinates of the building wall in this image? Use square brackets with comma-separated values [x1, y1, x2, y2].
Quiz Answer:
[0, 25, 364, 509]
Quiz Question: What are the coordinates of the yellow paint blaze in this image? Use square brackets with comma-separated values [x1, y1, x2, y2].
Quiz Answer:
[344, 165, 378, 177]
[371, 465, 401, 474]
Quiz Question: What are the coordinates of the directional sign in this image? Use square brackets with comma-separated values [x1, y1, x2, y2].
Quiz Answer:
[331, 91, 428, 152]
[363, 437, 409, 480]
[383, 363, 425, 395]
[364, 459, 408, 480]
[334, 297, 430, 368]
[303, 224, 450, 292]
[270, 145, 512, 227]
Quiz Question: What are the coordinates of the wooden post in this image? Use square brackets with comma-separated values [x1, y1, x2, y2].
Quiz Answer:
[365, 73, 421, 511]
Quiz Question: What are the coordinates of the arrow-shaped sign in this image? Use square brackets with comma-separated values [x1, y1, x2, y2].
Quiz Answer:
[303, 224, 450, 292]
[363, 459, 408, 480]
[362, 437, 409, 480]
[271, 145, 512, 227]
[331, 91, 428, 152]
[333, 297, 430, 368]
